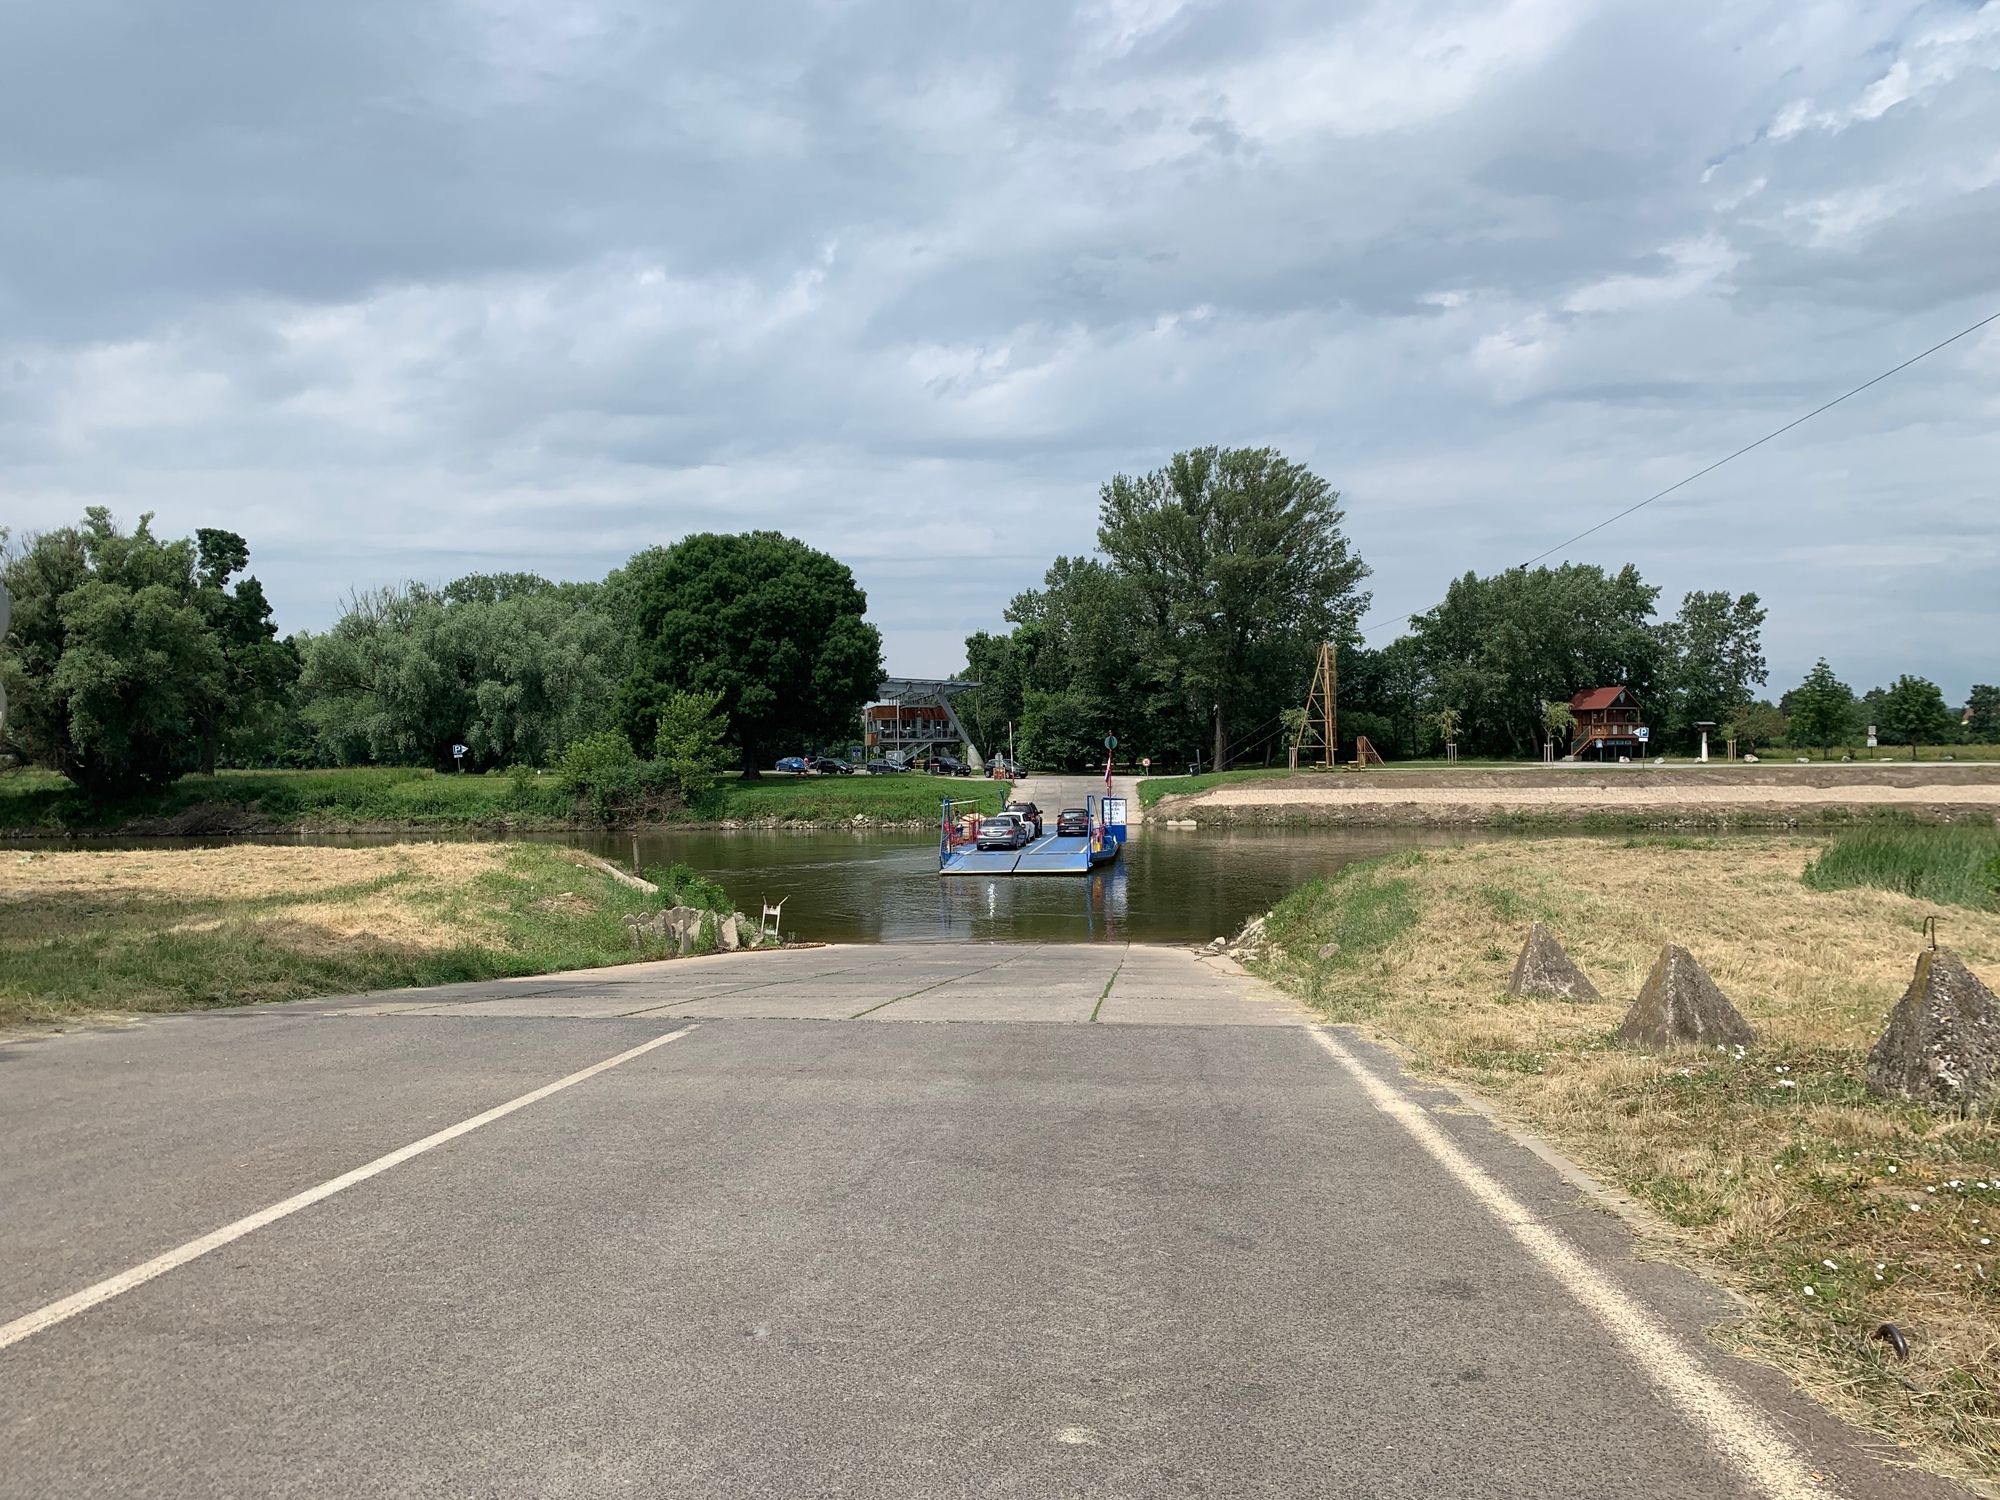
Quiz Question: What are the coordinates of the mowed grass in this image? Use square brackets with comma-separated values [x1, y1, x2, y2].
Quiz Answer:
[0, 765, 1000, 833]
[0, 841, 661, 1026]
[1804, 824, 2000, 911]
[1255, 834, 2000, 1482]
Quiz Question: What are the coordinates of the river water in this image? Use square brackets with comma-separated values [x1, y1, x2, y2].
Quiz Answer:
[8, 825, 1607, 944]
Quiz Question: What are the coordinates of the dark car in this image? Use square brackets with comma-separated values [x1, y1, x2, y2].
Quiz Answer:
[864, 759, 906, 774]
[775, 756, 808, 775]
[926, 755, 972, 776]
[1005, 800, 1043, 838]
[806, 755, 853, 775]
[1056, 807, 1091, 838]
[975, 813, 1031, 850]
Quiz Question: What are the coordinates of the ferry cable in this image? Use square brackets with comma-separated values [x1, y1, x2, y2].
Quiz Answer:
[1351, 305, 2000, 641]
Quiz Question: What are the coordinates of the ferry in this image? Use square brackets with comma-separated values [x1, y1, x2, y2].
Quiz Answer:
[937, 794, 1125, 876]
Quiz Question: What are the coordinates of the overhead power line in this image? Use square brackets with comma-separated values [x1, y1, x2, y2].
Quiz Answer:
[1355, 307, 2000, 638]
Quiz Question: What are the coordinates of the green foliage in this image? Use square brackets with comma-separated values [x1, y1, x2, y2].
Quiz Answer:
[1261, 856, 1423, 1012]
[1966, 685, 2000, 744]
[645, 862, 732, 914]
[653, 688, 731, 807]
[1019, 686, 1111, 770]
[1802, 826, 2000, 911]
[1874, 674, 1956, 754]
[1539, 698, 1574, 751]
[1656, 590, 1768, 736]
[297, 574, 626, 770]
[615, 532, 883, 773]
[0, 508, 292, 796]
[1731, 699, 1789, 752]
[554, 731, 644, 821]
[1408, 563, 1661, 758]
[1786, 659, 1857, 756]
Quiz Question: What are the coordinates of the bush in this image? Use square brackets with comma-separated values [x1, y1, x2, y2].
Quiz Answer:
[554, 732, 643, 822]
[644, 862, 732, 914]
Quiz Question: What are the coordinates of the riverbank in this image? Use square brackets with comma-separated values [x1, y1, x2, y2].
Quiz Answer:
[1248, 832, 2000, 1484]
[0, 841, 672, 1027]
[1146, 762, 2000, 829]
[0, 766, 1002, 837]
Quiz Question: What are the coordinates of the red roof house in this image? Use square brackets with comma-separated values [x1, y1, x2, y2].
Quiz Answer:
[1567, 686, 1647, 759]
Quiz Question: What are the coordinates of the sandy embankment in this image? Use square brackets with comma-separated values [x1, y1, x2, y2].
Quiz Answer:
[1155, 766, 2000, 826]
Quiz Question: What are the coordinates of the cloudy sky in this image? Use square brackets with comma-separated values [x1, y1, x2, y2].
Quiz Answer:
[4, 0, 1996, 698]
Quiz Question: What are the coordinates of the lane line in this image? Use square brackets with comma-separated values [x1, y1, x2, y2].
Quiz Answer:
[1305, 1026, 1832, 1500]
[0, 1024, 699, 1355]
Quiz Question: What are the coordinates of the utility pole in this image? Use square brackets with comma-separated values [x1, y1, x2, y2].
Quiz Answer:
[1295, 642, 1338, 768]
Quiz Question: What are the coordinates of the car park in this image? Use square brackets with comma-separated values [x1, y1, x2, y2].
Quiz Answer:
[1055, 807, 1091, 838]
[974, 813, 1031, 850]
[1004, 800, 1043, 837]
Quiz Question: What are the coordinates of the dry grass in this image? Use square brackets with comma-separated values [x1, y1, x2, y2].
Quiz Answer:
[1257, 835, 2000, 1484]
[0, 842, 659, 1025]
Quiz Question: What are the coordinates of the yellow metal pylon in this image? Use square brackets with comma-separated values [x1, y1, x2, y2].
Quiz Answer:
[1294, 642, 1337, 769]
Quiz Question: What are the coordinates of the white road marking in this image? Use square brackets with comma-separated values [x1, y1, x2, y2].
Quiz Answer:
[0, 1025, 698, 1354]
[1306, 1026, 1833, 1500]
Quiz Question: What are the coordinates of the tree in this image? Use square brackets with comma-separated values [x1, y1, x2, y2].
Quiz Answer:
[653, 688, 731, 805]
[1019, 687, 1111, 770]
[1786, 660, 1856, 758]
[1965, 684, 2000, 744]
[1540, 699, 1575, 757]
[297, 575, 626, 769]
[0, 509, 255, 796]
[1730, 700, 1788, 753]
[1875, 675, 1955, 758]
[191, 528, 296, 772]
[1657, 591, 1767, 735]
[1407, 563, 1661, 758]
[616, 533, 883, 775]
[1096, 447, 1370, 769]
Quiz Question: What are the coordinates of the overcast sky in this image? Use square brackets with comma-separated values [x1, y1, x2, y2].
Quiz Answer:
[4, 1, 1996, 698]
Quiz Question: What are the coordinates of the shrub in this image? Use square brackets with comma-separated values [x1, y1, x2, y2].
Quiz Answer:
[554, 732, 642, 822]
[654, 689, 732, 810]
[644, 861, 732, 914]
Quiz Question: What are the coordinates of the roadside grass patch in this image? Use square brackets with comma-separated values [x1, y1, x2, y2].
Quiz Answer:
[1252, 835, 2000, 1483]
[0, 842, 659, 1026]
[1802, 824, 2000, 912]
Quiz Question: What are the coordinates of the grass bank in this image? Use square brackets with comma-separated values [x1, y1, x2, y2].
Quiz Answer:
[0, 765, 1001, 835]
[0, 841, 666, 1027]
[1252, 834, 2000, 1483]
[1804, 824, 2000, 912]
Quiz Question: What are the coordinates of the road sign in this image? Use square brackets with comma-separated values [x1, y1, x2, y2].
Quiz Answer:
[1634, 727, 1650, 742]
[1104, 735, 1117, 749]
[451, 743, 467, 771]
[1141, 757, 1151, 770]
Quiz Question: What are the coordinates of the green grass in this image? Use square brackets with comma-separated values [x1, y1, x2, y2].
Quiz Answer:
[1137, 768, 1295, 807]
[1802, 824, 2000, 911]
[0, 842, 663, 1026]
[0, 764, 1000, 834]
[1258, 852, 1425, 1015]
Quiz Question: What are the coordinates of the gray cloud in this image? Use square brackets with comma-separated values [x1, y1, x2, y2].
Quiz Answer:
[2, 0, 1996, 698]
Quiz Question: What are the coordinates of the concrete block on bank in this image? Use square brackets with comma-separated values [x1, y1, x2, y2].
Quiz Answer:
[1616, 944, 1754, 1048]
[1506, 922, 1602, 1003]
[1866, 948, 2000, 1107]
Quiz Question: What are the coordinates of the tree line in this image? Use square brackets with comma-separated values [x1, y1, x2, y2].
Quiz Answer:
[0, 512, 884, 799]
[955, 446, 1994, 768]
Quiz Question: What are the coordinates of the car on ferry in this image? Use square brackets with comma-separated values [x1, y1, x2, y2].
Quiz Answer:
[974, 812, 1033, 851]
[1055, 807, 1091, 838]
[1004, 800, 1043, 838]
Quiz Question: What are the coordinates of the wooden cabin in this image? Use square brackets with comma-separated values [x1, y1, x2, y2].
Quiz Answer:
[1568, 686, 1647, 760]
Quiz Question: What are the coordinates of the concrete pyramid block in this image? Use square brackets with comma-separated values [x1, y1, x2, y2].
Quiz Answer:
[1507, 922, 1603, 1003]
[1616, 944, 1754, 1048]
[1865, 948, 2000, 1107]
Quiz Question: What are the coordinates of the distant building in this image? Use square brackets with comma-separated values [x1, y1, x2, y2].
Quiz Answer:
[1568, 686, 1647, 760]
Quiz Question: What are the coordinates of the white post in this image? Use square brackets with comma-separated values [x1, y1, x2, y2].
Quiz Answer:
[1699, 729, 1709, 762]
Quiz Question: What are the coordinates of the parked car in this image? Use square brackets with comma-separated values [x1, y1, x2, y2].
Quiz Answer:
[926, 755, 972, 776]
[1056, 807, 1091, 838]
[988, 755, 1024, 776]
[806, 755, 853, 775]
[864, 759, 906, 774]
[1005, 800, 1043, 838]
[775, 756, 808, 774]
[975, 813, 1032, 850]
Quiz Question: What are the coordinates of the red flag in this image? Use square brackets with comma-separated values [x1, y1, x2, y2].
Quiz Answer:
[1104, 749, 1114, 792]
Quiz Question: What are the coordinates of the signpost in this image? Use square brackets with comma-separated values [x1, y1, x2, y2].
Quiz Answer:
[451, 742, 467, 772]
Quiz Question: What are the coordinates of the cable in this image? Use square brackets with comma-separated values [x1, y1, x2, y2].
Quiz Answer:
[1355, 307, 2000, 637]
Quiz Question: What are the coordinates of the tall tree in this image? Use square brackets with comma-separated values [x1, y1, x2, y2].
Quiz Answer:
[0, 509, 240, 796]
[1786, 659, 1856, 758]
[616, 532, 883, 774]
[1407, 563, 1661, 757]
[1964, 684, 2000, 744]
[1875, 675, 1955, 758]
[1096, 447, 1370, 768]
[191, 528, 296, 772]
[1657, 590, 1767, 735]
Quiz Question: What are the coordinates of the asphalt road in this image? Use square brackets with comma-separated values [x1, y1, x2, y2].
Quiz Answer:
[0, 945, 1969, 1499]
